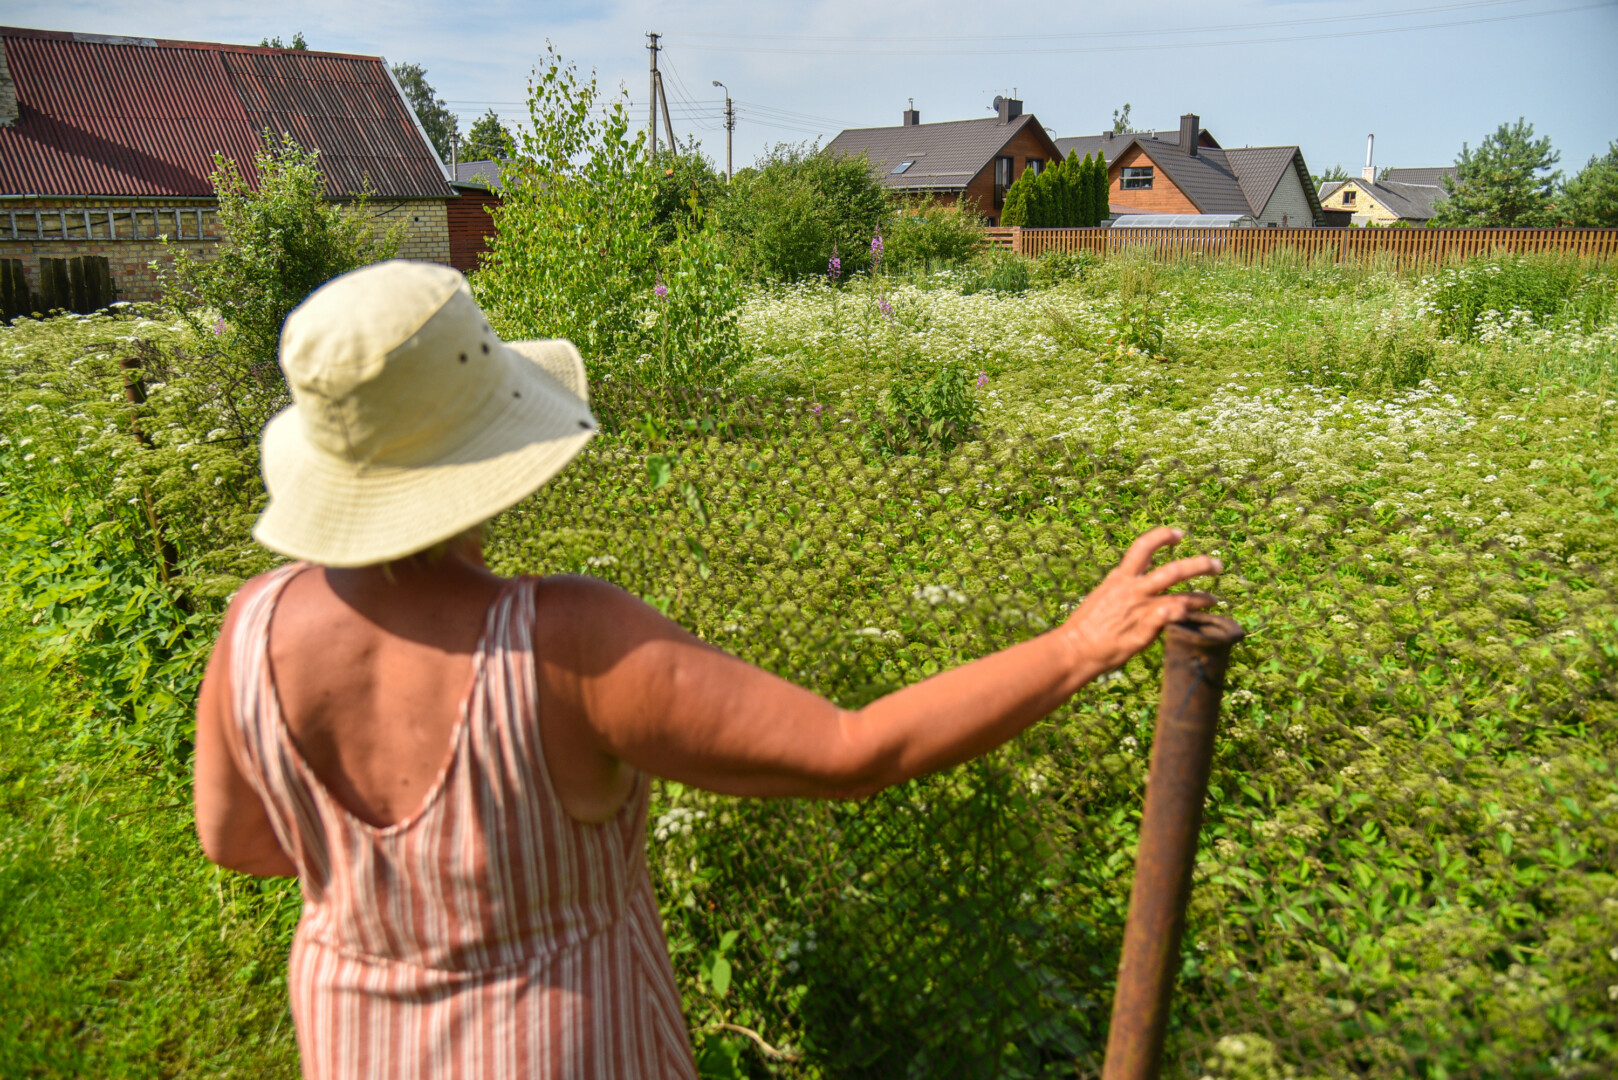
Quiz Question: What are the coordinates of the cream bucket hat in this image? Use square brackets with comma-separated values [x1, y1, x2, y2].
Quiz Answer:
[253, 260, 596, 567]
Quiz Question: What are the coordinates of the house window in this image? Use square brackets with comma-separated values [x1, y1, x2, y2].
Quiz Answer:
[1342, 190, 1357, 206]
[993, 155, 1014, 208]
[1121, 166, 1154, 190]
[891, 160, 914, 175]
[1026, 158, 1044, 176]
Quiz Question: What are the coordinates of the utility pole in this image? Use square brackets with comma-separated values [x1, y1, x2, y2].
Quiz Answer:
[646, 31, 661, 155]
[712, 80, 734, 181]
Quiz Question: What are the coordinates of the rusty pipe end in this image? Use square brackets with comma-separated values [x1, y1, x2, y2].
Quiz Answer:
[1164, 612, 1244, 652]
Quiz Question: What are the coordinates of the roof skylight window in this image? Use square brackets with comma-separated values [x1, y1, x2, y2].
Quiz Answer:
[891, 160, 914, 175]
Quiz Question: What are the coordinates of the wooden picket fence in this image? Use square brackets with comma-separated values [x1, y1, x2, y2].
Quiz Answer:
[981, 226, 1618, 268]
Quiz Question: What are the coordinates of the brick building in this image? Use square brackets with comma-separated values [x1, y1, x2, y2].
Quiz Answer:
[826, 98, 1064, 227]
[1057, 114, 1324, 227]
[0, 26, 455, 316]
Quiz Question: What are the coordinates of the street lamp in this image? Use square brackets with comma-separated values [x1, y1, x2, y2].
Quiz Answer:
[712, 80, 735, 182]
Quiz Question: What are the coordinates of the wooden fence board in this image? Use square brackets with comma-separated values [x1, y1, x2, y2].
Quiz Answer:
[980, 227, 1618, 267]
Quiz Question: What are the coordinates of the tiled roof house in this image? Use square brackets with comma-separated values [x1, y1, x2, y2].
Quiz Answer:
[0, 26, 456, 313]
[1319, 165, 1454, 225]
[1057, 114, 1324, 226]
[826, 98, 1064, 227]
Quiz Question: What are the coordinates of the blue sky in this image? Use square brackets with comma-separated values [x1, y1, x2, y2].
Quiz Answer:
[9, 0, 1617, 175]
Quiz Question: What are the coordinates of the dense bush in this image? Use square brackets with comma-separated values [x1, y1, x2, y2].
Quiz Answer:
[1421, 255, 1618, 341]
[881, 197, 985, 271]
[161, 133, 401, 390]
[711, 143, 888, 281]
[471, 49, 746, 386]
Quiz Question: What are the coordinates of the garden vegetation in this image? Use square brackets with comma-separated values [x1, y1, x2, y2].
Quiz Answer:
[3, 53, 1617, 1080]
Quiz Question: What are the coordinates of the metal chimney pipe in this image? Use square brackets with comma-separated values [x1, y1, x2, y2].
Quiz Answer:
[1101, 612, 1245, 1080]
[1362, 134, 1376, 183]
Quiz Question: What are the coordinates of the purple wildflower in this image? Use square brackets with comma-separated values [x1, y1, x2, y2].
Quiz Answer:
[811, 402, 823, 417]
[878, 297, 894, 320]
[976, 370, 988, 389]
[213, 317, 226, 335]
[828, 243, 842, 283]
[654, 281, 668, 299]
[870, 226, 884, 263]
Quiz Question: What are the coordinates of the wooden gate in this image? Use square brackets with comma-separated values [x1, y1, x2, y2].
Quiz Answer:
[36, 256, 118, 314]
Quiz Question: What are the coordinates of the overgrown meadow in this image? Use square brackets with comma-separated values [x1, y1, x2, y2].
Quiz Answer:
[3, 251, 1617, 1078]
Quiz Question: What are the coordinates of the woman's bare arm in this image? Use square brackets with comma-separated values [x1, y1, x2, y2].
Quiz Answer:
[542, 527, 1219, 799]
[194, 582, 298, 877]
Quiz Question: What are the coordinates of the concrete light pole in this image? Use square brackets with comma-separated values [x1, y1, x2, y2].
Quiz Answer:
[712, 80, 734, 182]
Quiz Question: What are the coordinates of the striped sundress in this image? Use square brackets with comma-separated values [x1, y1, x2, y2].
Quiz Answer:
[228, 564, 699, 1079]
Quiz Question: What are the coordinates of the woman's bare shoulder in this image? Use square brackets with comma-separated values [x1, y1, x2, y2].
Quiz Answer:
[528, 574, 691, 662]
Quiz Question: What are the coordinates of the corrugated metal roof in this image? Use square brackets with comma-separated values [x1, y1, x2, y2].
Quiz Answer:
[825, 114, 1057, 192]
[0, 27, 452, 199]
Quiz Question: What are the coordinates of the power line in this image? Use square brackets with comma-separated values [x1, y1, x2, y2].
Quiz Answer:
[672, 0, 1535, 44]
[669, 1, 1611, 56]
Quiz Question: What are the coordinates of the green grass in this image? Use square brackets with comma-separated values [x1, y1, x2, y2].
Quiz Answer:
[0, 617, 300, 1077]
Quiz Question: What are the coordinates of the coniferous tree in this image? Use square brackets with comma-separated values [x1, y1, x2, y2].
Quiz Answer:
[1000, 169, 1032, 227]
[1032, 166, 1058, 227]
[1560, 141, 1618, 226]
[1061, 154, 1083, 226]
[1433, 118, 1561, 227]
[1091, 152, 1110, 225]
[1074, 153, 1095, 226]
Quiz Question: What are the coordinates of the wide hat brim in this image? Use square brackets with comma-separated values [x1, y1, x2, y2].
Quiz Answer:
[252, 338, 596, 568]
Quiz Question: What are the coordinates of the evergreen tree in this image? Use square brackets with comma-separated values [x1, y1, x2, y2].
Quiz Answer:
[1000, 169, 1032, 227]
[1091, 152, 1110, 225]
[260, 32, 308, 49]
[1030, 166, 1058, 227]
[1073, 153, 1094, 226]
[1433, 117, 1562, 227]
[1061, 153, 1084, 226]
[1560, 141, 1618, 227]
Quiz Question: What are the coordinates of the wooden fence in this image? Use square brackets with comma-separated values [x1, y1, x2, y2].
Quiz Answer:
[981, 226, 1618, 268]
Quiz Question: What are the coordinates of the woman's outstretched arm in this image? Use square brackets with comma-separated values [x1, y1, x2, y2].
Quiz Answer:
[539, 527, 1220, 800]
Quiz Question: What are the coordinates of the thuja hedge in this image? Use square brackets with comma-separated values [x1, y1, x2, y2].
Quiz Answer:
[3, 312, 1616, 1077]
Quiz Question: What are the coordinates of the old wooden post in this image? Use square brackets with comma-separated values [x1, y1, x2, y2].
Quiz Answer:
[1101, 612, 1244, 1080]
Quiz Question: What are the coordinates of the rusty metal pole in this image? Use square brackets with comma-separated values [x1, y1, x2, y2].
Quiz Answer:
[1101, 612, 1244, 1080]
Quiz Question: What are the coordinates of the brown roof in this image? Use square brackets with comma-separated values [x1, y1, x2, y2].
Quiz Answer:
[825, 114, 1059, 192]
[0, 27, 452, 199]
[1119, 141, 1323, 222]
[1054, 127, 1221, 165]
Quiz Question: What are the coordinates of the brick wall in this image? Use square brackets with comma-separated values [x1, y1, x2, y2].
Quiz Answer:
[0, 196, 451, 306]
[1107, 145, 1198, 214]
[367, 200, 451, 264]
[0, 198, 218, 303]
[1254, 163, 1316, 227]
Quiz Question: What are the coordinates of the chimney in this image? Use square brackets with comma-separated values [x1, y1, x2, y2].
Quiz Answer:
[1180, 113, 1199, 156]
[0, 41, 17, 128]
[1362, 134, 1376, 182]
[995, 95, 1022, 123]
[903, 98, 919, 126]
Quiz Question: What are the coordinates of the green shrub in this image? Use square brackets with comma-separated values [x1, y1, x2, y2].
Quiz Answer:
[651, 142, 727, 244]
[865, 358, 983, 455]
[1423, 255, 1618, 341]
[161, 132, 401, 390]
[710, 143, 888, 282]
[882, 197, 985, 271]
[958, 249, 1032, 295]
[1031, 249, 1098, 287]
[471, 48, 662, 376]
